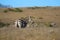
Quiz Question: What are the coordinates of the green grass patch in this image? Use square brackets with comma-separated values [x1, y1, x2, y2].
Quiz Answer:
[0, 22, 10, 28]
[3, 10, 8, 13]
[15, 8, 23, 12]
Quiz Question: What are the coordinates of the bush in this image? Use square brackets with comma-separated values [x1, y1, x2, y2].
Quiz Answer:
[39, 17, 43, 19]
[4, 10, 8, 13]
[15, 8, 23, 12]
[8, 8, 14, 11]
[7, 8, 23, 12]
[27, 7, 36, 9]
[0, 22, 6, 27]
[0, 22, 10, 28]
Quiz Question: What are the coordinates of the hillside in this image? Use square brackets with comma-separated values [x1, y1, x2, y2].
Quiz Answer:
[0, 7, 60, 40]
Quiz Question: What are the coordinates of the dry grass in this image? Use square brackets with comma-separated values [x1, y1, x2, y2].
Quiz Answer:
[0, 7, 60, 40]
[0, 26, 60, 40]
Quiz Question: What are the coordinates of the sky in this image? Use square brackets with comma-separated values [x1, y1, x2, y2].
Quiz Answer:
[0, 0, 60, 7]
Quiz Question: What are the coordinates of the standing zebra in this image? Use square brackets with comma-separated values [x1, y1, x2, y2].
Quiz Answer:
[15, 19, 21, 28]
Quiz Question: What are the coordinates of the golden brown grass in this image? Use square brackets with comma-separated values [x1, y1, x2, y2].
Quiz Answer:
[0, 7, 60, 40]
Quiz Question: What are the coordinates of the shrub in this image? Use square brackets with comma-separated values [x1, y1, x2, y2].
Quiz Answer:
[39, 17, 43, 19]
[7, 8, 23, 12]
[4, 10, 8, 13]
[0, 22, 10, 28]
[27, 7, 35, 9]
[8, 8, 14, 11]
[0, 22, 6, 27]
[15, 8, 23, 12]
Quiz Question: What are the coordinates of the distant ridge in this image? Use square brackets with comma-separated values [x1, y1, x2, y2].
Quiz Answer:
[0, 3, 12, 8]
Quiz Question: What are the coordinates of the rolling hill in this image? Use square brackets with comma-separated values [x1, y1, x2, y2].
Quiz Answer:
[0, 7, 60, 40]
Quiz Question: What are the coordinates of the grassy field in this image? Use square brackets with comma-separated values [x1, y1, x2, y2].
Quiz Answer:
[0, 7, 60, 40]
